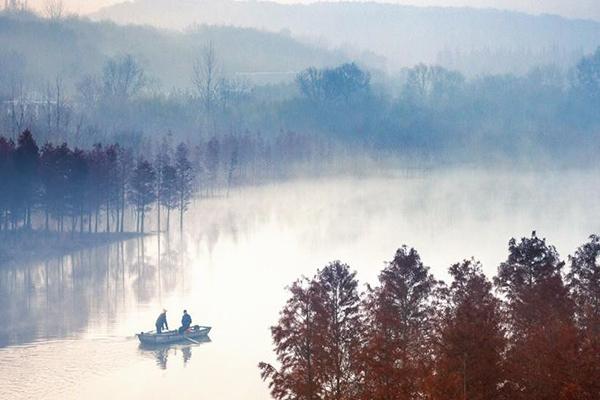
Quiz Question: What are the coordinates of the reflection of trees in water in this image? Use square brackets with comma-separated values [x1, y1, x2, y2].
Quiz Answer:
[130, 237, 157, 303]
[0, 236, 188, 347]
[159, 236, 182, 295]
[0, 196, 279, 348]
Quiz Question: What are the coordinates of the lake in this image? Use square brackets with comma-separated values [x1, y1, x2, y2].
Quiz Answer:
[1, 170, 599, 399]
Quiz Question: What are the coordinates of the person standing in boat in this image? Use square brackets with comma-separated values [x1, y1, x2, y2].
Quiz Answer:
[155, 309, 169, 334]
[178, 310, 192, 334]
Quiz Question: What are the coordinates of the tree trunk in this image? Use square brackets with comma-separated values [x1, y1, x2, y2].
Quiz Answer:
[120, 188, 125, 233]
[115, 201, 120, 234]
[166, 208, 170, 232]
[179, 194, 184, 232]
[157, 198, 161, 234]
[106, 200, 110, 233]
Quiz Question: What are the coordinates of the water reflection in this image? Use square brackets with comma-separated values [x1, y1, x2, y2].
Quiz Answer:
[0, 235, 188, 348]
[138, 338, 211, 370]
[1, 173, 600, 400]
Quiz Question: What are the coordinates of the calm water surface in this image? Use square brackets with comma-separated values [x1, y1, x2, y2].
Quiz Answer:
[1, 170, 599, 399]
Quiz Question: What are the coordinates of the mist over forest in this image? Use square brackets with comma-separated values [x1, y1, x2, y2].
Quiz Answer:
[2, 2, 600, 400]
[1, 6, 600, 167]
[93, 0, 600, 75]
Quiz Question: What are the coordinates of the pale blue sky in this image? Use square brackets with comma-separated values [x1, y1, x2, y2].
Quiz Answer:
[26, 0, 600, 21]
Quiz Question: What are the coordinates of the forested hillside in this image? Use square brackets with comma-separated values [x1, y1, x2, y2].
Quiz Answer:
[94, 0, 600, 75]
[2, 11, 600, 166]
[0, 10, 345, 89]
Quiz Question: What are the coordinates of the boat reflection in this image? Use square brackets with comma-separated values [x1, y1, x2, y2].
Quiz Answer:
[138, 336, 211, 370]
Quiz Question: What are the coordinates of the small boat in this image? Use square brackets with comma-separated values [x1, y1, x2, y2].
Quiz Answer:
[137, 325, 211, 346]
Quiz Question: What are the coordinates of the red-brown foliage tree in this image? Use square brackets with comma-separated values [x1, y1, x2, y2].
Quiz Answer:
[428, 259, 505, 400]
[494, 232, 580, 400]
[259, 277, 323, 400]
[567, 235, 600, 399]
[314, 261, 362, 400]
[358, 246, 438, 400]
[261, 234, 600, 400]
[259, 262, 362, 400]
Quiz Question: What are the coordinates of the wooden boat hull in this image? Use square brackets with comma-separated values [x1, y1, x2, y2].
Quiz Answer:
[137, 325, 211, 345]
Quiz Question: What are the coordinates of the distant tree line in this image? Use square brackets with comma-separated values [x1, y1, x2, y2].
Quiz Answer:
[260, 232, 600, 400]
[0, 129, 332, 234]
[3, 36, 600, 165]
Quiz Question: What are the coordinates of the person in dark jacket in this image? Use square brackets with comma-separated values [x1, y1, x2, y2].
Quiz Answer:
[178, 310, 192, 334]
[155, 309, 169, 334]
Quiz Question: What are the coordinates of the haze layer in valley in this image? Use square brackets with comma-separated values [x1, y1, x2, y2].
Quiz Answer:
[92, 0, 600, 75]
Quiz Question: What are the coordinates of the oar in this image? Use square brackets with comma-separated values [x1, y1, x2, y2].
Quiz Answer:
[183, 335, 200, 344]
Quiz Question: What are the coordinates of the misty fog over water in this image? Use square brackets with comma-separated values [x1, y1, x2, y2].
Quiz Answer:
[2, 0, 600, 397]
[1, 170, 599, 399]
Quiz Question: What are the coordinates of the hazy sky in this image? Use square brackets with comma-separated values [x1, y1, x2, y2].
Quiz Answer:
[26, 0, 600, 21]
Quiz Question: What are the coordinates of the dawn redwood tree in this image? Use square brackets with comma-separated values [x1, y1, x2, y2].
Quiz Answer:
[174, 143, 194, 232]
[14, 130, 39, 229]
[160, 163, 178, 232]
[128, 159, 156, 233]
[0, 137, 15, 231]
[155, 136, 172, 233]
[494, 232, 580, 400]
[103, 144, 118, 233]
[88, 144, 108, 232]
[358, 246, 438, 400]
[259, 278, 323, 400]
[116, 146, 133, 232]
[226, 137, 239, 197]
[39, 143, 69, 231]
[429, 259, 505, 400]
[68, 148, 89, 233]
[206, 137, 219, 195]
[567, 235, 600, 398]
[314, 261, 362, 400]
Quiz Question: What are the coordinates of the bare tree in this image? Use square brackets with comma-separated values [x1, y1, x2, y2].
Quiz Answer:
[5, 0, 28, 11]
[102, 54, 146, 101]
[192, 41, 220, 132]
[43, 0, 64, 20]
[0, 51, 26, 136]
[43, 75, 70, 140]
[76, 75, 101, 110]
